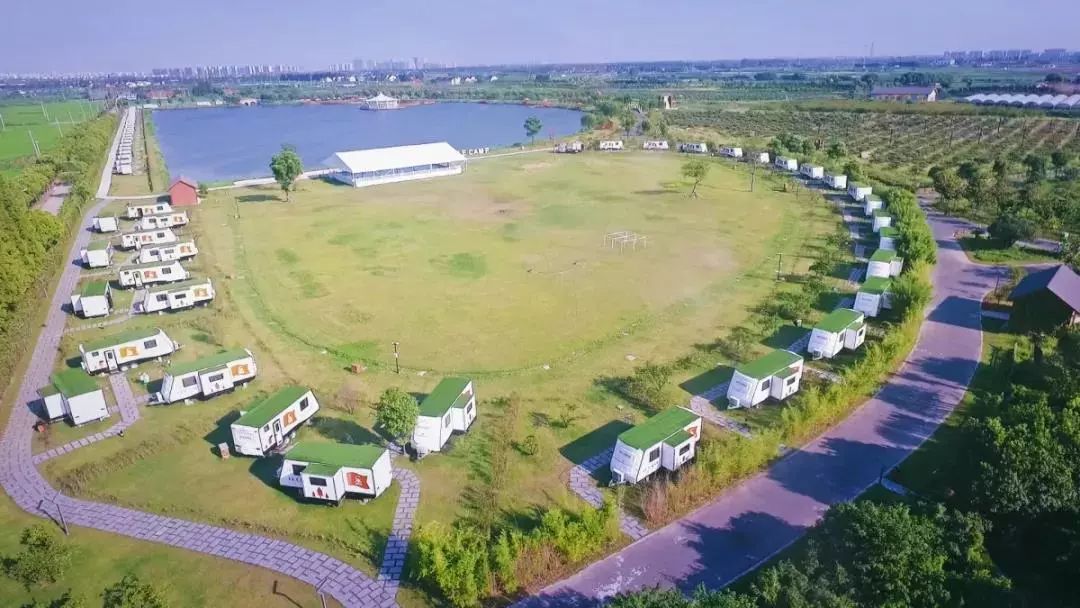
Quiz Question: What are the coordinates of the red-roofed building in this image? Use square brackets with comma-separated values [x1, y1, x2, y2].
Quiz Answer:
[168, 177, 199, 207]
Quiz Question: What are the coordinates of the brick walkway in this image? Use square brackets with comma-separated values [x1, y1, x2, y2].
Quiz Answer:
[378, 468, 420, 596]
[566, 447, 649, 540]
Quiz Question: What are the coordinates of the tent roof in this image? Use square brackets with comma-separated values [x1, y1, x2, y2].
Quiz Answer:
[419, 377, 471, 417]
[816, 308, 864, 333]
[618, 407, 699, 450]
[234, 386, 311, 428]
[167, 348, 250, 376]
[286, 441, 386, 470]
[1009, 265, 1080, 313]
[323, 142, 465, 174]
[367, 93, 397, 102]
[736, 349, 802, 380]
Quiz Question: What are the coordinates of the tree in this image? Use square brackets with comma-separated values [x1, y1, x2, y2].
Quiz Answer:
[620, 111, 636, 136]
[626, 362, 673, 411]
[524, 116, 542, 144]
[681, 159, 709, 198]
[269, 145, 303, 202]
[3, 525, 71, 589]
[1045, 72, 1064, 83]
[1022, 154, 1048, 183]
[196, 182, 209, 197]
[101, 574, 169, 608]
[374, 387, 419, 441]
[1050, 150, 1072, 177]
[826, 140, 847, 160]
[931, 168, 967, 202]
[842, 160, 864, 182]
[988, 213, 1037, 247]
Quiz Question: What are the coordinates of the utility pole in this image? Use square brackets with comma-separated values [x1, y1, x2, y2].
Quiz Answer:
[749, 162, 757, 192]
[41, 102, 48, 119]
[392, 341, 400, 374]
[776, 253, 783, 281]
[0, 112, 5, 131]
[28, 130, 40, 158]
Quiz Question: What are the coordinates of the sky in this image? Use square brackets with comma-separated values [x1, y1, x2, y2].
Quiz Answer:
[4, 0, 1078, 73]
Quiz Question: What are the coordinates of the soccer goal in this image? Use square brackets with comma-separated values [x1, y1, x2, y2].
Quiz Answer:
[603, 231, 648, 252]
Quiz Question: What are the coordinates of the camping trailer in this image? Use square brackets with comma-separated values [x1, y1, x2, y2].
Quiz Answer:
[154, 348, 257, 404]
[720, 146, 743, 158]
[863, 194, 884, 216]
[872, 210, 893, 232]
[800, 163, 824, 180]
[824, 173, 848, 189]
[807, 309, 866, 359]
[774, 156, 798, 171]
[135, 211, 189, 231]
[70, 281, 112, 318]
[753, 152, 770, 164]
[231, 386, 320, 457]
[119, 228, 178, 250]
[879, 226, 900, 251]
[679, 142, 708, 154]
[643, 140, 669, 151]
[93, 216, 119, 233]
[137, 241, 197, 264]
[848, 182, 873, 202]
[80, 327, 177, 373]
[598, 140, 624, 151]
[80, 241, 113, 268]
[854, 277, 894, 317]
[39, 369, 109, 426]
[117, 260, 187, 288]
[609, 407, 702, 485]
[726, 349, 804, 409]
[867, 249, 904, 279]
[133, 278, 214, 314]
[125, 201, 172, 219]
[554, 141, 584, 154]
[411, 377, 477, 456]
[279, 442, 393, 503]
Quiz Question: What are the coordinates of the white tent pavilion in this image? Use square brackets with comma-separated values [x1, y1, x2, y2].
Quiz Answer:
[362, 93, 399, 110]
[322, 142, 468, 188]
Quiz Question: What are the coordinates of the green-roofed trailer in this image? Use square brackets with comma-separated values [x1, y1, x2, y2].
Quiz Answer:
[118, 259, 188, 288]
[872, 211, 893, 233]
[133, 277, 214, 314]
[70, 281, 112, 319]
[80, 240, 113, 269]
[867, 248, 904, 279]
[279, 441, 393, 503]
[726, 349, 804, 408]
[412, 377, 477, 456]
[824, 173, 847, 190]
[136, 240, 198, 265]
[808, 308, 867, 359]
[40, 368, 110, 425]
[879, 226, 900, 251]
[848, 182, 872, 202]
[855, 277, 894, 318]
[610, 407, 702, 484]
[231, 386, 319, 457]
[119, 227, 178, 251]
[153, 348, 257, 404]
[80, 327, 177, 374]
[863, 194, 883, 216]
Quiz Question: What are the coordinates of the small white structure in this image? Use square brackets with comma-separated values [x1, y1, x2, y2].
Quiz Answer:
[40, 368, 109, 426]
[854, 277, 894, 317]
[117, 260, 188, 288]
[867, 249, 904, 279]
[137, 241, 197, 264]
[231, 386, 320, 457]
[133, 278, 214, 314]
[799, 163, 824, 180]
[848, 182, 873, 202]
[279, 442, 393, 503]
[872, 210, 893, 233]
[753, 151, 770, 164]
[411, 377, 477, 456]
[153, 348, 257, 404]
[362, 93, 399, 110]
[322, 142, 467, 188]
[125, 201, 172, 219]
[609, 407, 702, 485]
[70, 281, 112, 318]
[93, 216, 119, 233]
[120, 228, 178, 250]
[598, 140, 624, 151]
[679, 142, 708, 154]
[807, 309, 866, 359]
[824, 173, 848, 190]
[726, 349, 804, 409]
[80, 241, 113, 268]
[80, 327, 177, 373]
[555, 141, 585, 154]
[720, 146, 743, 158]
[643, 140, 669, 151]
[863, 194, 884, 216]
[879, 226, 900, 251]
[135, 211, 189, 231]
[774, 156, 798, 171]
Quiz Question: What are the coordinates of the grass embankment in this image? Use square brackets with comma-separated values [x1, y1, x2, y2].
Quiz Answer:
[958, 236, 1060, 265]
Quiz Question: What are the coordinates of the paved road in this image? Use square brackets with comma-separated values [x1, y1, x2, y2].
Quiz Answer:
[521, 202, 1007, 606]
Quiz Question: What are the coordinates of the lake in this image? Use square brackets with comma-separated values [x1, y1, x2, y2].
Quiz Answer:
[152, 102, 584, 182]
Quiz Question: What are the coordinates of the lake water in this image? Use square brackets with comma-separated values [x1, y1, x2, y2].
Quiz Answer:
[152, 102, 584, 182]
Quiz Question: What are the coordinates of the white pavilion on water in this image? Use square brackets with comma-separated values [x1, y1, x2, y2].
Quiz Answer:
[362, 93, 399, 110]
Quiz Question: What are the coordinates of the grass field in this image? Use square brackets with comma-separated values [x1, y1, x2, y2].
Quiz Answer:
[957, 236, 1061, 265]
[0, 100, 105, 175]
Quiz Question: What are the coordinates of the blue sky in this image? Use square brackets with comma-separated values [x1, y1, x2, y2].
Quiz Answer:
[4, 0, 1078, 72]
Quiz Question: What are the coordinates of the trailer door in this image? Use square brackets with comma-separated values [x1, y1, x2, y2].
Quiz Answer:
[272, 418, 284, 447]
[105, 350, 118, 371]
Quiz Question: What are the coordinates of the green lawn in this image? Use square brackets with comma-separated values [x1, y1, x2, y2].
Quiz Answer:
[0, 101, 106, 175]
[958, 237, 1060, 265]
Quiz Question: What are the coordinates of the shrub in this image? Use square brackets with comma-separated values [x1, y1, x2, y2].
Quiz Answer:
[101, 574, 169, 608]
[988, 213, 1037, 247]
[3, 525, 71, 589]
[413, 523, 491, 608]
[374, 387, 419, 440]
[626, 362, 673, 412]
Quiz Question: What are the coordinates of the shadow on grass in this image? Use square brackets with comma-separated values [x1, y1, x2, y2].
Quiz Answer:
[309, 417, 382, 445]
[202, 410, 240, 448]
[633, 189, 675, 196]
[236, 194, 280, 204]
[559, 420, 632, 466]
[679, 366, 734, 396]
[763, 325, 809, 349]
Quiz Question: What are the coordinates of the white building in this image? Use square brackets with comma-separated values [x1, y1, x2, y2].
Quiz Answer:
[133, 278, 214, 314]
[40, 368, 109, 426]
[120, 228, 178, 250]
[135, 211, 189, 231]
[411, 377, 477, 456]
[863, 194, 884, 216]
[555, 141, 584, 154]
[125, 201, 172, 219]
[774, 156, 798, 171]
[824, 173, 847, 190]
[323, 142, 467, 188]
[80, 327, 177, 373]
[643, 140, 669, 151]
[720, 146, 743, 158]
[598, 140, 624, 151]
[117, 260, 188, 288]
[93, 216, 119, 233]
[70, 281, 112, 318]
[231, 386, 320, 457]
[753, 152, 770, 164]
[807, 309, 866, 359]
[361, 93, 399, 110]
[609, 407, 702, 485]
[848, 182, 872, 202]
[153, 348, 257, 404]
[872, 210, 893, 232]
[279, 442, 393, 503]
[679, 143, 708, 154]
[800, 163, 824, 180]
[137, 241, 197, 264]
[867, 249, 904, 279]
[726, 349, 804, 409]
[879, 226, 900, 251]
[80, 241, 113, 268]
[854, 277, 894, 317]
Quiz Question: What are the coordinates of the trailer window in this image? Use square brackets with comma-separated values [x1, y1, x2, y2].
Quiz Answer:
[162, 267, 172, 275]
[155, 294, 168, 302]
[308, 476, 327, 487]
[466, 402, 474, 414]
[786, 375, 797, 386]
[208, 373, 224, 382]
[299, 397, 310, 411]
[143, 339, 158, 349]
[443, 413, 451, 428]
[174, 293, 187, 300]
[182, 376, 198, 388]
[679, 443, 691, 456]
[760, 379, 771, 391]
[648, 447, 660, 462]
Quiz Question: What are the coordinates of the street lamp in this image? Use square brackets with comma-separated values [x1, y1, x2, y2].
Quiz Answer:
[392, 341, 400, 374]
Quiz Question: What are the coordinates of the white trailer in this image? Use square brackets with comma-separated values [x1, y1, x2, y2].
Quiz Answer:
[848, 182, 873, 202]
[133, 278, 214, 314]
[120, 228, 178, 250]
[774, 156, 798, 171]
[80, 327, 178, 374]
[125, 201, 172, 219]
[807, 308, 866, 359]
[117, 260, 187, 288]
[554, 141, 584, 154]
[135, 211, 189, 231]
[70, 281, 112, 318]
[279, 442, 393, 503]
[867, 249, 904, 279]
[153, 347, 257, 404]
[599, 140, 624, 151]
[643, 140, 669, 151]
[80, 241, 113, 268]
[609, 407, 702, 485]
[872, 210, 893, 233]
[720, 146, 743, 158]
[137, 241, 198, 264]
[799, 163, 824, 180]
[854, 277, 894, 317]
[726, 349, 804, 409]
[411, 377, 477, 456]
[231, 386, 320, 457]
[863, 194, 884, 216]
[879, 226, 900, 251]
[753, 151, 770, 164]
[39, 368, 109, 426]
[679, 142, 708, 154]
[824, 173, 847, 189]
[93, 216, 119, 233]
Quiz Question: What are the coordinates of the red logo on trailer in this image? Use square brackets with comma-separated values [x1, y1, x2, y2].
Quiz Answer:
[347, 472, 370, 490]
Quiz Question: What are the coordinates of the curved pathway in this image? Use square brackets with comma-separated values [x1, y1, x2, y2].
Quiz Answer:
[0, 114, 406, 608]
[521, 203, 1008, 605]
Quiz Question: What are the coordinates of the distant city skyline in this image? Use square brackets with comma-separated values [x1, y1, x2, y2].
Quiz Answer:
[3, 0, 1079, 73]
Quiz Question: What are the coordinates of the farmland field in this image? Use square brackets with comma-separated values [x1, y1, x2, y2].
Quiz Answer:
[0, 100, 106, 175]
